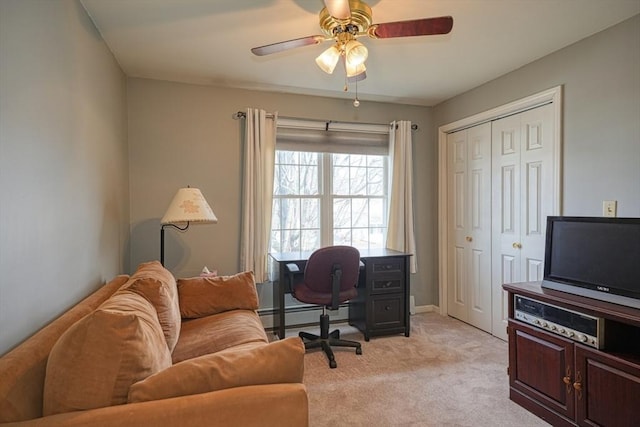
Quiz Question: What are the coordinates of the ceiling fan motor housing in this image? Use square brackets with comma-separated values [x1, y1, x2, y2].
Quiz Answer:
[319, 0, 373, 37]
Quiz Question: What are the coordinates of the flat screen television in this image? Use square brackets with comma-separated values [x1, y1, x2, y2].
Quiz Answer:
[541, 216, 640, 309]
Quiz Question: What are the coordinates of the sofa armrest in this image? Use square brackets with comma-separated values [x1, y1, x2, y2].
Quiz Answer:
[0, 384, 308, 427]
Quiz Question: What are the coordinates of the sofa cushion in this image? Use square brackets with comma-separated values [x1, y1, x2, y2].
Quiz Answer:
[120, 260, 181, 351]
[171, 309, 268, 363]
[177, 271, 259, 319]
[43, 291, 172, 416]
[128, 337, 304, 403]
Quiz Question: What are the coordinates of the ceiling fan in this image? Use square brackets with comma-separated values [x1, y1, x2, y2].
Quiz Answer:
[251, 0, 453, 83]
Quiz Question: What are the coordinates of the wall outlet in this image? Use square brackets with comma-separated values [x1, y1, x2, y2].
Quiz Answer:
[603, 200, 617, 217]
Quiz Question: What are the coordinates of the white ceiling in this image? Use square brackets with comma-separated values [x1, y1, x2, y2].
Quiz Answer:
[80, 0, 640, 106]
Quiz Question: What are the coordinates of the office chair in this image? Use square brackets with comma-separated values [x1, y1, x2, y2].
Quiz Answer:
[289, 245, 362, 368]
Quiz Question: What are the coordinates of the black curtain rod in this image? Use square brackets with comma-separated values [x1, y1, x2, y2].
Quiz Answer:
[232, 111, 418, 130]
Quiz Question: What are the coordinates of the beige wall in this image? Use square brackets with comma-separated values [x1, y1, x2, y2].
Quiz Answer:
[0, 0, 129, 355]
[127, 79, 437, 308]
[434, 14, 640, 217]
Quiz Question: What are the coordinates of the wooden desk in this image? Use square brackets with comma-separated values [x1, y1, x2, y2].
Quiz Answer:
[269, 248, 411, 340]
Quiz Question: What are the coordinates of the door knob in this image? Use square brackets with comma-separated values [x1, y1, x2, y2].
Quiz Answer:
[466, 236, 473, 242]
[512, 242, 522, 249]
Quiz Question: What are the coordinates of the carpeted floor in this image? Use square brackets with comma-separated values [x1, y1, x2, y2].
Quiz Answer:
[289, 312, 550, 427]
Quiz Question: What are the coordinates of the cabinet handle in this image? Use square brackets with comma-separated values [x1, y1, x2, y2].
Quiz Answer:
[385, 305, 391, 311]
[563, 366, 573, 395]
[573, 370, 583, 400]
[466, 236, 473, 242]
[512, 242, 522, 249]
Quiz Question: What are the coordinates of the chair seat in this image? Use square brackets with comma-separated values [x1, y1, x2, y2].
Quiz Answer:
[292, 284, 357, 307]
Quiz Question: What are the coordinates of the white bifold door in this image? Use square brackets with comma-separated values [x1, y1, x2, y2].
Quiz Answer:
[447, 123, 492, 332]
[490, 104, 555, 340]
[446, 103, 557, 339]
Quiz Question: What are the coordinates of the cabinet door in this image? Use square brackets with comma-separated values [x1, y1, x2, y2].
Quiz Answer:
[509, 321, 575, 421]
[575, 345, 640, 427]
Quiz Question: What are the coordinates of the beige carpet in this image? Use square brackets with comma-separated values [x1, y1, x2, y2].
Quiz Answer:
[289, 312, 550, 427]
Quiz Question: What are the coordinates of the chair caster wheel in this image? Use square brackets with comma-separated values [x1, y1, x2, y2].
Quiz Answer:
[356, 347, 362, 355]
[330, 360, 337, 369]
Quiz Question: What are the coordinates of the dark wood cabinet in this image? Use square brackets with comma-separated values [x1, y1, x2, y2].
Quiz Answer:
[349, 253, 411, 341]
[504, 282, 640, 427]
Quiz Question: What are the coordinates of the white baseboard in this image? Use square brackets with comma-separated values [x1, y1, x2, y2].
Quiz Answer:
[414, 304, 440, 314]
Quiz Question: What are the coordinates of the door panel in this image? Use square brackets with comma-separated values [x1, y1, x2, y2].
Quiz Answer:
[447, 123, 492, 332]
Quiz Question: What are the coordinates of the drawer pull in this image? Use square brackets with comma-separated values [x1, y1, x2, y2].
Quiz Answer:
[385, 305, 391, 311]
[573, 371, 583, 400]
[563, 366, 572, 395]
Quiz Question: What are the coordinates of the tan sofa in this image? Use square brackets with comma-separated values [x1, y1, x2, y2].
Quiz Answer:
[0, 262, 308, 427]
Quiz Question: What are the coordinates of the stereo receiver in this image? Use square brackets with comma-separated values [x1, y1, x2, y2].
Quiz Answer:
[514, 295, 605, 349]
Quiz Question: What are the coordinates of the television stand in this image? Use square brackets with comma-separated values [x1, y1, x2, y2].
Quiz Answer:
[503, 281, 640, 426]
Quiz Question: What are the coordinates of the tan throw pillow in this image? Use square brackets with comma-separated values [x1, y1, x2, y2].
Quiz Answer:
[128, 337, 304, 403]
[178, 271, 259, 318]
[43, 292, 172, 416]
[120, 260, 181, 351]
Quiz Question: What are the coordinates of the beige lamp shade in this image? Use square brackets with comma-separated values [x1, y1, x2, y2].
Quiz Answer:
[161, 187, 217, 225]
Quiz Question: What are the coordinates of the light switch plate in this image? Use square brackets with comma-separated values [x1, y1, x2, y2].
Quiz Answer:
[603, 200, 617, 217]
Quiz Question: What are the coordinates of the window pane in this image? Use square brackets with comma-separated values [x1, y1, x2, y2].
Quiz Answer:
[350, 167, 367, 195]
[333, 153, 349, 166]
[301, 230, 320, 251]
[277, 151, 298, 164]
[352, 199, 368, 227]
[368, 155, 384, 167]
[271, 199, 281, 230]
[282, 229, 300, 252]
[369, 198, 384, 227]
[332, 166, 349, 194]
[301, 198, 320, 228]
[369, 227, 385, 249]
[300, 152, 317, 165]
[367, 167, 384, 195]
[352, 228, 369, 249]
[281, 198, 300, 229]
[278, 164, 299, 195]
[333, 198, 351, 228]
[270, 230, 281, 253]
[334, 228, 351, 246]
[350, 154, 366, 167]
[299, 165, 318, 195]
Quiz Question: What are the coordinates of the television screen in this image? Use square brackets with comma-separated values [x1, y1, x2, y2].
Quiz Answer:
[542, 216, 640, 309]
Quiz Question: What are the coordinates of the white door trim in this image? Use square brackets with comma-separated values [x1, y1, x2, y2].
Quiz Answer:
[437, 86, 563, 316]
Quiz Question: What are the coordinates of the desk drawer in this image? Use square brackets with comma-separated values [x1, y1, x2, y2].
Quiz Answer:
[371, 276, 403, 293]
[371, 258, 404, 274]
[370, 295, 405, 329]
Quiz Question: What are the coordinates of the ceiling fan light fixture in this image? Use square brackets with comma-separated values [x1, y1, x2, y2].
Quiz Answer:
[315, 45, 341, 74]
[345, 40, 368, 66]
[346, 61, 366, 78]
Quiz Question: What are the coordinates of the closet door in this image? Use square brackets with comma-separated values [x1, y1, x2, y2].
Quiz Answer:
[447, 123, 492, 332]
[491, 104, 555, 340]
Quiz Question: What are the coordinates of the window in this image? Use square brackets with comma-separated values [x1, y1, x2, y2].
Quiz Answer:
[270, 150, 388, 253]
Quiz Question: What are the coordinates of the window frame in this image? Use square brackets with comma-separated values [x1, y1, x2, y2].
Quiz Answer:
[271, 149, 389, 253]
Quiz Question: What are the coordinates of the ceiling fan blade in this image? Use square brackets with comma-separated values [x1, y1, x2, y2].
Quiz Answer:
[370, 16, 453, 39]
[323, 0, 351, 20]
[251, 35, 327, 56]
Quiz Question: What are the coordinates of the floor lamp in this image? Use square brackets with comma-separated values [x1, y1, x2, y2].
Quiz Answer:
[160, 187, 217, 266]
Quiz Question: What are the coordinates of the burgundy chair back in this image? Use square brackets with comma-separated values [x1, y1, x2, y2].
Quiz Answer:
[293, 246, 360, 307]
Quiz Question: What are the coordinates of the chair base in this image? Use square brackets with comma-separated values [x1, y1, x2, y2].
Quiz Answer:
[299, 313, 362, 368]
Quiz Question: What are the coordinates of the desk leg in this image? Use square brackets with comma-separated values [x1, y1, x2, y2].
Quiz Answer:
[273, 264, 286, 339]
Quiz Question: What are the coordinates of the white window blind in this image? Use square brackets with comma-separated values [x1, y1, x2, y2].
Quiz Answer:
[276, 118, 389, 155]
